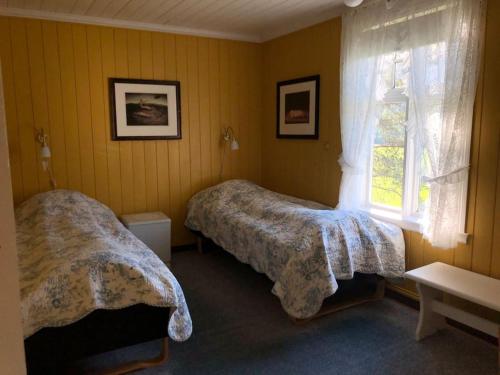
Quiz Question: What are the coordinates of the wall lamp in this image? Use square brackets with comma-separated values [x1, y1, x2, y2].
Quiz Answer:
[35, 128, 56, 189]
[219, 126, 239, 181]
[223, 126, 239, 151]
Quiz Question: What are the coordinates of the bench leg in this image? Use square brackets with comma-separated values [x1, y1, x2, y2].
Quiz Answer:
[415, 283, 446, 341]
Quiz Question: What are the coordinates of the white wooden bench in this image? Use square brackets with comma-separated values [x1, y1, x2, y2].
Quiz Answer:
[405, 262, 500, 366]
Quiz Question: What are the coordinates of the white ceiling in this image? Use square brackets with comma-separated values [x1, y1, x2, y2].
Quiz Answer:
[0, 0, 347, 42]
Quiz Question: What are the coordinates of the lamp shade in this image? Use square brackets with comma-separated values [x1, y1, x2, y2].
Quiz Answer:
[40, 145, 51, 159]
[230, 138, 239, 151]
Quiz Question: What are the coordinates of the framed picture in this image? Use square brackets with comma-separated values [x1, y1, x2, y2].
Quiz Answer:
[276, 75, 319, 139]
[109, 78, 181, 140]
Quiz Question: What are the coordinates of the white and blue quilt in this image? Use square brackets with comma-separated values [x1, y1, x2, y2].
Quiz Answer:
[185, 180, 405, 319]
[16, 190, 192, 341]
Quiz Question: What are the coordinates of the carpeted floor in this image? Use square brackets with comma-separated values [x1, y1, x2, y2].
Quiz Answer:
[77, 249, 498, 375]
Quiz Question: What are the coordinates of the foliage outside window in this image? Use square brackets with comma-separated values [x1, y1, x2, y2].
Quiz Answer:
[367, 47, 441, 220]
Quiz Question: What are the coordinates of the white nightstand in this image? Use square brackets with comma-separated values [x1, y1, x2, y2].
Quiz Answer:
[120, 212, 171, 265]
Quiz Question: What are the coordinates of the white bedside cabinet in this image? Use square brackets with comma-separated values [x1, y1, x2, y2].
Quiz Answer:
[120, 212, 171, 265]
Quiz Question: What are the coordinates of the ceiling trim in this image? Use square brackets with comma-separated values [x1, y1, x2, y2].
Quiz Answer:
[0, 5, 345, 44]
[0, 6, 261, 43]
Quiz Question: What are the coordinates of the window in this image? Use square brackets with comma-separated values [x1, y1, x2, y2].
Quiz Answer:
[364, 45, 444, 229]
[340, 0, 484, 247]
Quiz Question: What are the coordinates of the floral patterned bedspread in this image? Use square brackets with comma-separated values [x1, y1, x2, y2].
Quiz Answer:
[185, 180, 405, 319]
[16, 190, 192, 341]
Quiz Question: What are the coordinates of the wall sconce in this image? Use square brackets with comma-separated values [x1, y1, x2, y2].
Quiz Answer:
[35, 128, 56, 189]
[219, 126, 239, 181]
[223, 126, 239, 151]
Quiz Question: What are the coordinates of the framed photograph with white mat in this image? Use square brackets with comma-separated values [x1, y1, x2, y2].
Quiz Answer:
[276, 75, 319, 139]
[109, 78, 181, 140]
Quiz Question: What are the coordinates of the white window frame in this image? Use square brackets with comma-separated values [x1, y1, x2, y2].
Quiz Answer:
[361, 74, 423, 232]
[363, 120, 423, 232]
[362, 84, 469, 243]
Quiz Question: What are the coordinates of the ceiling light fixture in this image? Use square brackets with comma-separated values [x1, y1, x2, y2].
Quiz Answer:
[344, 0, 364, 7]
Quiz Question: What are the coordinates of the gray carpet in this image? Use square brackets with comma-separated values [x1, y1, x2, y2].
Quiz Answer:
[77, 249, 498, 375]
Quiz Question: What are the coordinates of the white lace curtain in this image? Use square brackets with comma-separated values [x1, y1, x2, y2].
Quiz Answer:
[338, 0, 485, 248]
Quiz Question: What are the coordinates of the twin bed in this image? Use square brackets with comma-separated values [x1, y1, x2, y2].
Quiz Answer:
[185, 180, 405, 320]
[16, 190, 192, 373]
[17, 179, 404, 372]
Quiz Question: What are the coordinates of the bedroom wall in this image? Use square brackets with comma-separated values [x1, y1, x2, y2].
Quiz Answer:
[0, 64, 26, 374]
[261, 1, 500, 288]
[0, 16, 263, 245]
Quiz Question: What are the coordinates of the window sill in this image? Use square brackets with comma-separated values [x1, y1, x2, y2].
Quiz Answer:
[362, 206, 422, 232]
[362, 206, 470, 244]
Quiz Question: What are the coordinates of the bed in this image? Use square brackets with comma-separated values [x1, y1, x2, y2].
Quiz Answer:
[15, 190, 192, 373]
[185, 179, 405, 320]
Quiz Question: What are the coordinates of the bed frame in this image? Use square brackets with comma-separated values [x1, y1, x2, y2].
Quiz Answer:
[290, 274, 385, 324]
[195, 234, 386, 322]
[24, 304, 170, 374]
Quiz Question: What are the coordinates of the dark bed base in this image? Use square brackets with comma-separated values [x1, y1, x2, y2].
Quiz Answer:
[290, 274, 385, 323]
[194, 231, 386, 322]
[24, 304, 170, 374]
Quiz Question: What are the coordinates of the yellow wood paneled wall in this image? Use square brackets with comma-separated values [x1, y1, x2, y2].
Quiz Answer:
[262, 19, 342, 207]
[1, 5, 498, 280]
[0, 16, 262, 246]
[262, 2, 500, 284]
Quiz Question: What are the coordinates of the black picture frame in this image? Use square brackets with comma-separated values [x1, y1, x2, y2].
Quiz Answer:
[276, 75, 320, 139]
[109, 78, 182, 141]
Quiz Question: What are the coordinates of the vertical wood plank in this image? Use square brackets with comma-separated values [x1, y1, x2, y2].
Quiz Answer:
[25, 19, 51, 192]
[57, 22, 82, 192]
[100, 27, 121, 213]
[127, 29, 147, 212]
[152, 31, 171, 217]
[229, 41, 240, 178]
[175, 35, 192, 244]
[86, 25, 110, 205]
[208, 39, 221, 186]
[237, 43, 249, 179]
[402, 230, 411, 270]
[219, 40, 230, 181]
[491, 146, 500, 278]
[72, 23, 96, 197]
[139, 31, 159, 212]
[10, 18, 39, 198]
[187, 36, 201, 195]
[164, 34, 183, 244]
[198, 37, 212, 188]
[248, 43, 262, 183]
[114, 28, 134, 214]
[42, 21, 68, 189]
[408, 231, 424, 270]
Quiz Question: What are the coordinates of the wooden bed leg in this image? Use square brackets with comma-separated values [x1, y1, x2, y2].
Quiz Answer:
[197, 236, 204, 254]
[374, 277, 386, 299]
[100, 338, 169, 375]
[290, 277, 387, 324]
